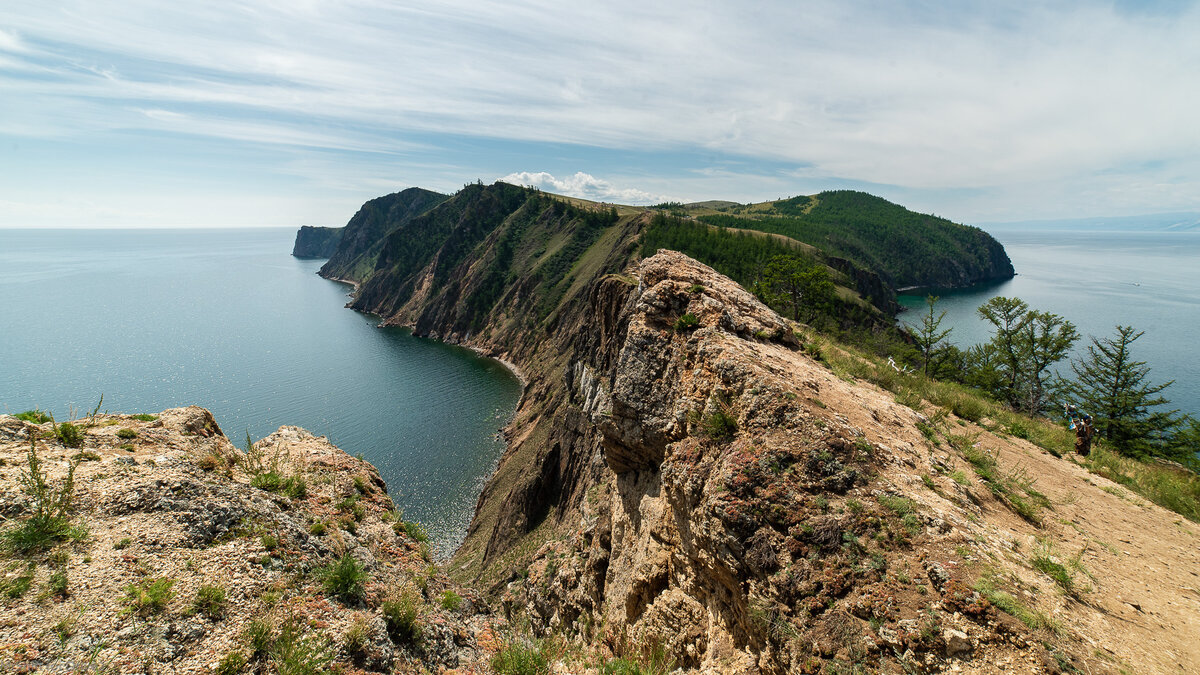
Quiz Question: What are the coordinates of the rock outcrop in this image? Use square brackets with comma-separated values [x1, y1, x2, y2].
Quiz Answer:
[0, 408, 500, 674]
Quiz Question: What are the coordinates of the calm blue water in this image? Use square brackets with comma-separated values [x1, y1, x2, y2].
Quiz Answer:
[899, 228, 1200, 419]
[0, 228, 522, 555]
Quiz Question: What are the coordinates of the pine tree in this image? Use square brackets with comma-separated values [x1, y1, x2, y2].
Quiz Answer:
[1069, 325, 1178, 457]
[913, 295, 953, 377]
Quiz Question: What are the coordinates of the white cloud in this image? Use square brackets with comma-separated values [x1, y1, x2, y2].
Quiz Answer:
[499, 171, 671, 205]
[2, 1, 1199, 222]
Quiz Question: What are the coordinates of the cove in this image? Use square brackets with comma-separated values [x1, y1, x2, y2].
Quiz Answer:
[0, 227, 523, 554]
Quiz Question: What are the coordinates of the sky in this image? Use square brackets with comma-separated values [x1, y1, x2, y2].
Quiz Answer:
[2, 0, 1199, 228]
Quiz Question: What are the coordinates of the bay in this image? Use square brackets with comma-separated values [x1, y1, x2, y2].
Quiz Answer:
[0, 227, 523, 555]
[898, 228, 1200, 419]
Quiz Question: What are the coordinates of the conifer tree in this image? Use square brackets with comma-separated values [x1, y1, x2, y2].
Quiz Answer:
[914, 295, 953, 377]
[1069, 325, 1178, 457]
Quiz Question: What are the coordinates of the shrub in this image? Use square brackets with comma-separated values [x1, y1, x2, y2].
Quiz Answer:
[72, 451, 101, 462]
[321, 554, 368, 604]
[119, 444, 135, 452]
[381, 591, 422, 644]
[131, 414, 157, 422]
[701, 409, 738, 442]
[193, 584, 227, 618]
[123, 577, 176, 615]
[114, 537, 132, 550]
[491, 640, 550, 675]
[116, 428, 138, 439]
[673, 313, 699, 332]
[54, 421, 84, 448]
[440, 590, 462, 611]
[308, 522, 326, 536]
[3, 435, 84, 553]
[15, 410, 51, 424]
[261, 534, 278, 551]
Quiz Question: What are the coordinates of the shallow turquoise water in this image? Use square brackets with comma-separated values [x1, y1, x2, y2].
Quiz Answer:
[898, 228, 1200, 419]
[0, 227, 522, 555]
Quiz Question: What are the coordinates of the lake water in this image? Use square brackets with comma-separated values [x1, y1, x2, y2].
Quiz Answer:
[898, 228, 1200, 419]
[0, 228, 523, 556]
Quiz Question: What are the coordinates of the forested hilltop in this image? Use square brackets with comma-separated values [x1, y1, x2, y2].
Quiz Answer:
[685, 190, 1014, 290]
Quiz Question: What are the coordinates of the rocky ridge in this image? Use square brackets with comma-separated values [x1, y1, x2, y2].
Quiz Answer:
[455, 251, 1199, 673]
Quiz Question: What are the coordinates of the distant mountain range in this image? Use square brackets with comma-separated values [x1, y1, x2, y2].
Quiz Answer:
[982, 212, 1200, 232]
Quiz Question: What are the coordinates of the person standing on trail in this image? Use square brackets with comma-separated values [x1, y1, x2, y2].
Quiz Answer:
[1074, 413, 1095, 456]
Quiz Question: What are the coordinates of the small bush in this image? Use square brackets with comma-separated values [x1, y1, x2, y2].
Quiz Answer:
[251, 471, 285, 492]
[72, 450, 101, 462]
[193, 584, 227, 618]
[673, 313, 699, 332]
[381, 591, 422, 644]
[54, 421, 84, 448]
[321, 554, 368, 604]
[123, 577, 176, 615]
[116, 428, 138, 439]
[261, 534, 278, 551]
[119, 444, 135, 452]
[15, 410, 51, 424]
[491, 640, 550, 675]
[701, 408, 738, 443]
[114, 537, 132, 550]
[308, 522, 326, 536]
[3, 436, 84, 553]
[440, 590, 462, 611]
[131, 414, 157, 422]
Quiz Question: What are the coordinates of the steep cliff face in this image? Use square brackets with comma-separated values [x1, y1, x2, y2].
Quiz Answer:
[492, 252, 1200, 674]
[319, 187, 448, 283]
[291, 225, 344, 258]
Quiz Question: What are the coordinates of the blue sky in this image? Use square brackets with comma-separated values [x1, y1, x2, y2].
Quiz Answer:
[2, 0, 1198, 227]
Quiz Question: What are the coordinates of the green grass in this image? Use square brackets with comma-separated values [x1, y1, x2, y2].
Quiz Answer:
[1086, 446, 1200, 523]
[15, 410, 51, 424]
[381, 591, 422, 644]
[123, 577, 176, 615]
[491, 640, 551, 675]
[192, 584, 227, 618]
[131, 414, 157, 422]
[116, 428, 138, 439]
[440, 589, 462, 611]
[1, 563, 35, 598]
[974, 573, 1058, 633]
[321, 554, 368, 604]
[395, 520, 428, 543]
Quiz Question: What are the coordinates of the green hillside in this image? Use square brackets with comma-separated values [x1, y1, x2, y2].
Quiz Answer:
[695, 190, 1014, 289]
